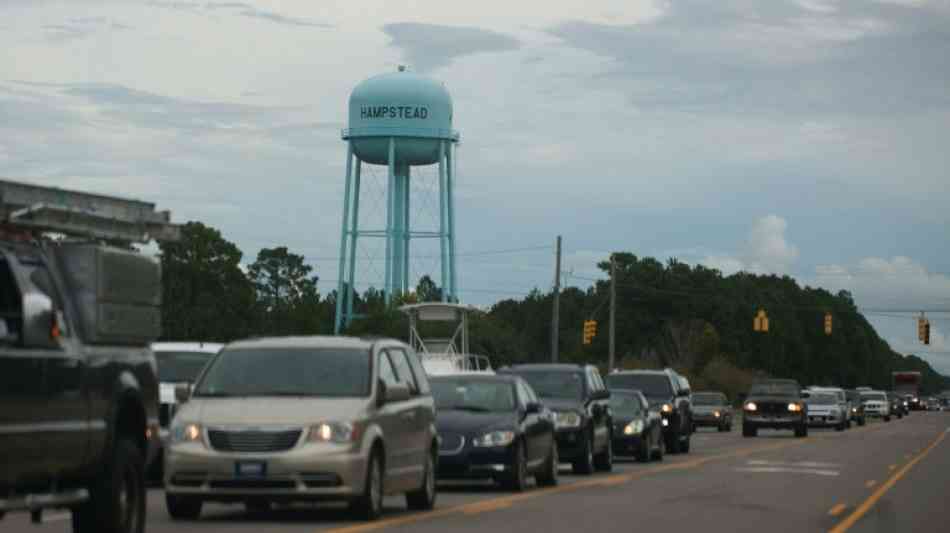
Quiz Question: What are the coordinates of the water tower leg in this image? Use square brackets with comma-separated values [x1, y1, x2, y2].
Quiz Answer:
[438, 141, 449, 302]
[392, 164, 409, 298]
[345, 159, 362, 322]
[447, 142, 458, 302]
[403, 165, 411, 294]
[335, 143, 355, 334]
[385, 138, 395, 304]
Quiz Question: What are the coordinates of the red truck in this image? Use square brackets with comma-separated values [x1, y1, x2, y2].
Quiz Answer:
[892, 371, 923, 410]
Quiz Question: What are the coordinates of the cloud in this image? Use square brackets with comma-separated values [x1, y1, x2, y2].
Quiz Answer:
[148, 1, 331, 28]
[42, 16, 130, 43]
[699, 215, 798, 275]
[382, 23, 521, 72]
[812, 256, 950, 311]
[546, 0, 950, 116]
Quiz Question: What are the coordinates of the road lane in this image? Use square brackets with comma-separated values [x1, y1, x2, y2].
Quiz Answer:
[3, 414, 946, 533]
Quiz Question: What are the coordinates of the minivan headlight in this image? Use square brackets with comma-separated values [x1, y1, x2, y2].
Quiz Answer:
[744, 402, 757, 412]
[787, 403, 803, 412]
[171, 423, 202, 444]
[308, 422, 358, 444]
[555, 411, 583, 429]
[473, 430, 516, 448]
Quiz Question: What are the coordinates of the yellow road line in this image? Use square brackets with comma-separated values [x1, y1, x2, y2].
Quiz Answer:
[864, 480, 876, 489]
[828, 504, 848, 517]
[462, 500, 514, 515]
[829, 429, 948, 533]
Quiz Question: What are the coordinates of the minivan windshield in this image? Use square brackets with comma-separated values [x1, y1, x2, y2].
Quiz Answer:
[155, 350, 216, 383]
[605, 374, 673, 399]
[513, 371, 585, 401]
[430, 378, 516, 413]
[194, 347, 371, 397]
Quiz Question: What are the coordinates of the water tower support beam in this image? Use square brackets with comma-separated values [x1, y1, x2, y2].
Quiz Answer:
[403, 166, 411, 294]
[335, 143, 355, 334]
[345, 159, 362, 322]
[447, 143, 458, 302]
[438, 141, 449, 302]
[385, 138, 395, 304]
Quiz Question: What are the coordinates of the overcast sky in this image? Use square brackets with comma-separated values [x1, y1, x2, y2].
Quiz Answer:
[2, 0, 948, 371]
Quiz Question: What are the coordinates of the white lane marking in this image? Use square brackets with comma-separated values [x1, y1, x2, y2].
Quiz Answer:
[736, 467, 840, 477]
[747, 460, 840, 468]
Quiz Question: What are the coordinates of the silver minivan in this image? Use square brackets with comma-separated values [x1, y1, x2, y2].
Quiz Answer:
[163, 336, 437, 520]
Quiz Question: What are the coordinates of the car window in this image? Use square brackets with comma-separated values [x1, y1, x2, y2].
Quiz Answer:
[377, 351, 399, 388]
[591, 368, 605, 391]
[387, 348, 420, 395]
[521, 379, 540, 404]
[515, 381, 531, 408]
[586, 369, 598, 393]
[403, 348, 431, 394]
[606, 374, 674, 399]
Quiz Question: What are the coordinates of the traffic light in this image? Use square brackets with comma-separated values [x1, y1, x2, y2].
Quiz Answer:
[918, 316, 927, 343]
[824, 312, 833, 336]
[924, 320, 931, 346]
[753, 309, 769, 333]
[583, 320, 598, 345]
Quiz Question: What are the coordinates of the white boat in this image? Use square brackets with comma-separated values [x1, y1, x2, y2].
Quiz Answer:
[399, 302, 493, 376]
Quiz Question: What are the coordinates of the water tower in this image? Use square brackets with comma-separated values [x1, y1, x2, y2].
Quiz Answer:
[334, 66, 460, 333]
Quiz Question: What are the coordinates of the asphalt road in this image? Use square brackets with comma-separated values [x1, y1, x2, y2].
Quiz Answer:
[7, 412, 948, 533]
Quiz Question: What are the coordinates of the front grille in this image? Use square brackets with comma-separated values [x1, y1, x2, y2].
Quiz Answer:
[207, 429, 302, 453]
[209, 479, 296, 490]
[757, 402, 789, 415]
[439, 434, 465, 455]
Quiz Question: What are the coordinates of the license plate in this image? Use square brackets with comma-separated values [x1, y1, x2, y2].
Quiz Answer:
[235, 461, 267, 477]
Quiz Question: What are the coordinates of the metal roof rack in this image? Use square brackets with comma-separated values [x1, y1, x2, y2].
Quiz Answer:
[1, 178, 181, 243]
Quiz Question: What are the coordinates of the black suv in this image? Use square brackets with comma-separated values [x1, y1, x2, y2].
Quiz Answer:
[605, 369, 693, 454]
[498, 364, 613, 474]
[742, 379, 808, 438]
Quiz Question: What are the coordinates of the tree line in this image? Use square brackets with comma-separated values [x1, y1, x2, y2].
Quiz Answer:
[160, 222, 950, 399]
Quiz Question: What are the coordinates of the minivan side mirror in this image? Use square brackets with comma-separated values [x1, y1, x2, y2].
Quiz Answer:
[378, 381, 410, 406]
[525, 402, 543, 415]
[678, 389, 691, 398]
[175, 384, 191, 404]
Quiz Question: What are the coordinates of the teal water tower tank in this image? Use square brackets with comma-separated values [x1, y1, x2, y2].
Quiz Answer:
[335, 67, 461, 333]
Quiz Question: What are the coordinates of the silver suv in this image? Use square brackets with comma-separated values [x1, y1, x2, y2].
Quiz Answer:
[163, 336, 438, 521]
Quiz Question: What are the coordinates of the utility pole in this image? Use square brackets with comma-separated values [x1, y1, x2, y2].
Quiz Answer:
[551, 235, 562, 363]
[608, 254, 616, 372]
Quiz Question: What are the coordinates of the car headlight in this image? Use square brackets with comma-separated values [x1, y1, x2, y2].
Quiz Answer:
[714, 411, 721, 418]
[744, 402, 757, 412]
[308, 422, 358, 444]
[851, 407, 857, 413]
[787, 403, 803, 412]
[661, 403, 673, 414]
[555, 411, 583, 429]
[170, 423, 202, 444]
[624, 420, 645, 435]
[473, 430, 516, 448]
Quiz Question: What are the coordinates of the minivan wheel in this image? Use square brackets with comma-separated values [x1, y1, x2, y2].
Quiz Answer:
[351, 451, 384, 520]
[406, 449, 437, 510]
[742, 424, 757, 438]
[74, 438, 146, 532]
[666, 429, 682, 453]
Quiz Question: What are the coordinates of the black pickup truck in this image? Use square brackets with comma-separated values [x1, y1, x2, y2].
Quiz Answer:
[0, 179, 177, 533]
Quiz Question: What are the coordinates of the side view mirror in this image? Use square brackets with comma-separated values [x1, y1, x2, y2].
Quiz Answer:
[175, 384, 191, 404]
[525, 402, 543, 415]
[801, 391, 811, 399]
[678, 389, 691, 398]
[380, 381, 411, 406]
[22, 292, 59, 349]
